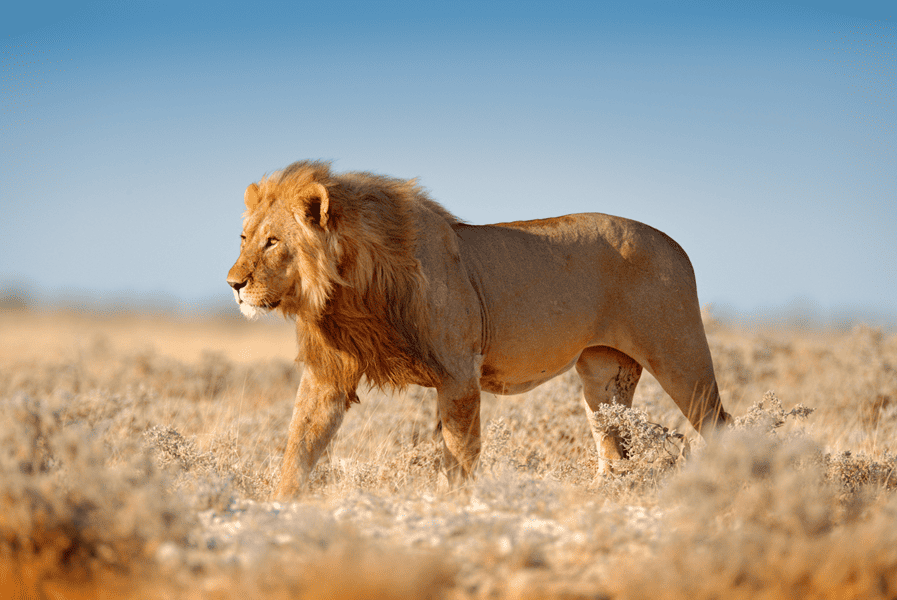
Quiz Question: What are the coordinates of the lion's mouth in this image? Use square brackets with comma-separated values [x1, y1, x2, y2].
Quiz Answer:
[232, 288, 280, 310]
[235, 295, 280, 321]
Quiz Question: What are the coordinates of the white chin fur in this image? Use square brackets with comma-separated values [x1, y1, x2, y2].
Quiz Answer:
[238, 302, 268, 320]
[233, 289, 270, 320]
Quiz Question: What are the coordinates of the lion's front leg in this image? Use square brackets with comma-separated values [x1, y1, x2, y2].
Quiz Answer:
[274, 368, 349, 500]
[437, 380, 482, 488]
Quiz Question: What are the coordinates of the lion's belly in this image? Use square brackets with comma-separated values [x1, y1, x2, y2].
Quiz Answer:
[474, 297, 609, 396]
[478, 352, 582, 396]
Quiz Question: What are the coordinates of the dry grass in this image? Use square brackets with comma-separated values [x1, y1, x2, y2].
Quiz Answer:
[1, 307, 896, 599]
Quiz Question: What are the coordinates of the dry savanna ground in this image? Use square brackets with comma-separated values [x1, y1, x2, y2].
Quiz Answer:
[1, 307, 897, 599]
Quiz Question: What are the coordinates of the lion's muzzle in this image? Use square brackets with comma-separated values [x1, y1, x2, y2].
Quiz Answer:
[227, 277, 247, 304]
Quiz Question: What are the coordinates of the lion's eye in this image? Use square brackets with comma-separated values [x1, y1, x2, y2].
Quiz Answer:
[265, 237, 278, 249]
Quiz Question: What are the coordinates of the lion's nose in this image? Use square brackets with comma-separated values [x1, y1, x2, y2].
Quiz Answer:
[228, 279, 247, 292]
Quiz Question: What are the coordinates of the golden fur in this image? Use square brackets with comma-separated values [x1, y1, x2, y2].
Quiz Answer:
[228, 161, 450, 397]
[228, 161, 730, 498]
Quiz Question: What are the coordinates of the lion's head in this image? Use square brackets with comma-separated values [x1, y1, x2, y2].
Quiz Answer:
[226, 161, 345, 321]
[227, 160, 453, 391]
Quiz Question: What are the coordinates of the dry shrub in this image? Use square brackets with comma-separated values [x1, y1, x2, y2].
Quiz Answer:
[197, 546, 454, 600]
[614, 433, 897, 600]
[581, 392, 814, 499]
[611, 393, 897, 600]
[293, 542, 454, 600]
[0, 394, 190, 597]
[589, 402, 691, 493]
[2, 311, 896, 600]
[223, 544, 454, 600]
[824, 450, 897, 496]
[479, 417, 551, 476]
[731, 390, 815, 435]
[729, 392, 897, 497]
[143, 425, 241, 511]
[164, 498, 457, 600]
[308, 437, 443, 494]
[0, 347, 300, 407]
[143, 423, 279, 508]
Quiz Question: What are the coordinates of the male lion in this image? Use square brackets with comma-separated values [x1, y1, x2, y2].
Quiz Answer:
[227, 160, 730, 498]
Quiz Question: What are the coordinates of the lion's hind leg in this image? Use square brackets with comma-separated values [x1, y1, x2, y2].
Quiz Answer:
[575, 346, 643, 475]
[648, 358, 731, 437]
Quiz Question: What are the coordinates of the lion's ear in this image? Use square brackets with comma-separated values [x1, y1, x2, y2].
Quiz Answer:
[302, 182, 332, 230]
[244, 183, 261, 210]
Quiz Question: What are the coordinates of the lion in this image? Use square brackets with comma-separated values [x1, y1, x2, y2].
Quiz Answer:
[227, 160, 730, 498]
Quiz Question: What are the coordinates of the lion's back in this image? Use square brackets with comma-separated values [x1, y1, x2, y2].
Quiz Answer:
[453, 212, 695, 285]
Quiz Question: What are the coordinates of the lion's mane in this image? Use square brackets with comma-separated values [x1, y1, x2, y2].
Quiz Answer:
[250, 161, 458, 398]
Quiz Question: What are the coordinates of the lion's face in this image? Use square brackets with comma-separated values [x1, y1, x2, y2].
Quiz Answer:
[227, 206, 296, 320]
[227, 177, 343, 320]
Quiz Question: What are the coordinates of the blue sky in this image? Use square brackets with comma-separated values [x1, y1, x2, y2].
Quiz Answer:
[1, 1, 894, 321]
